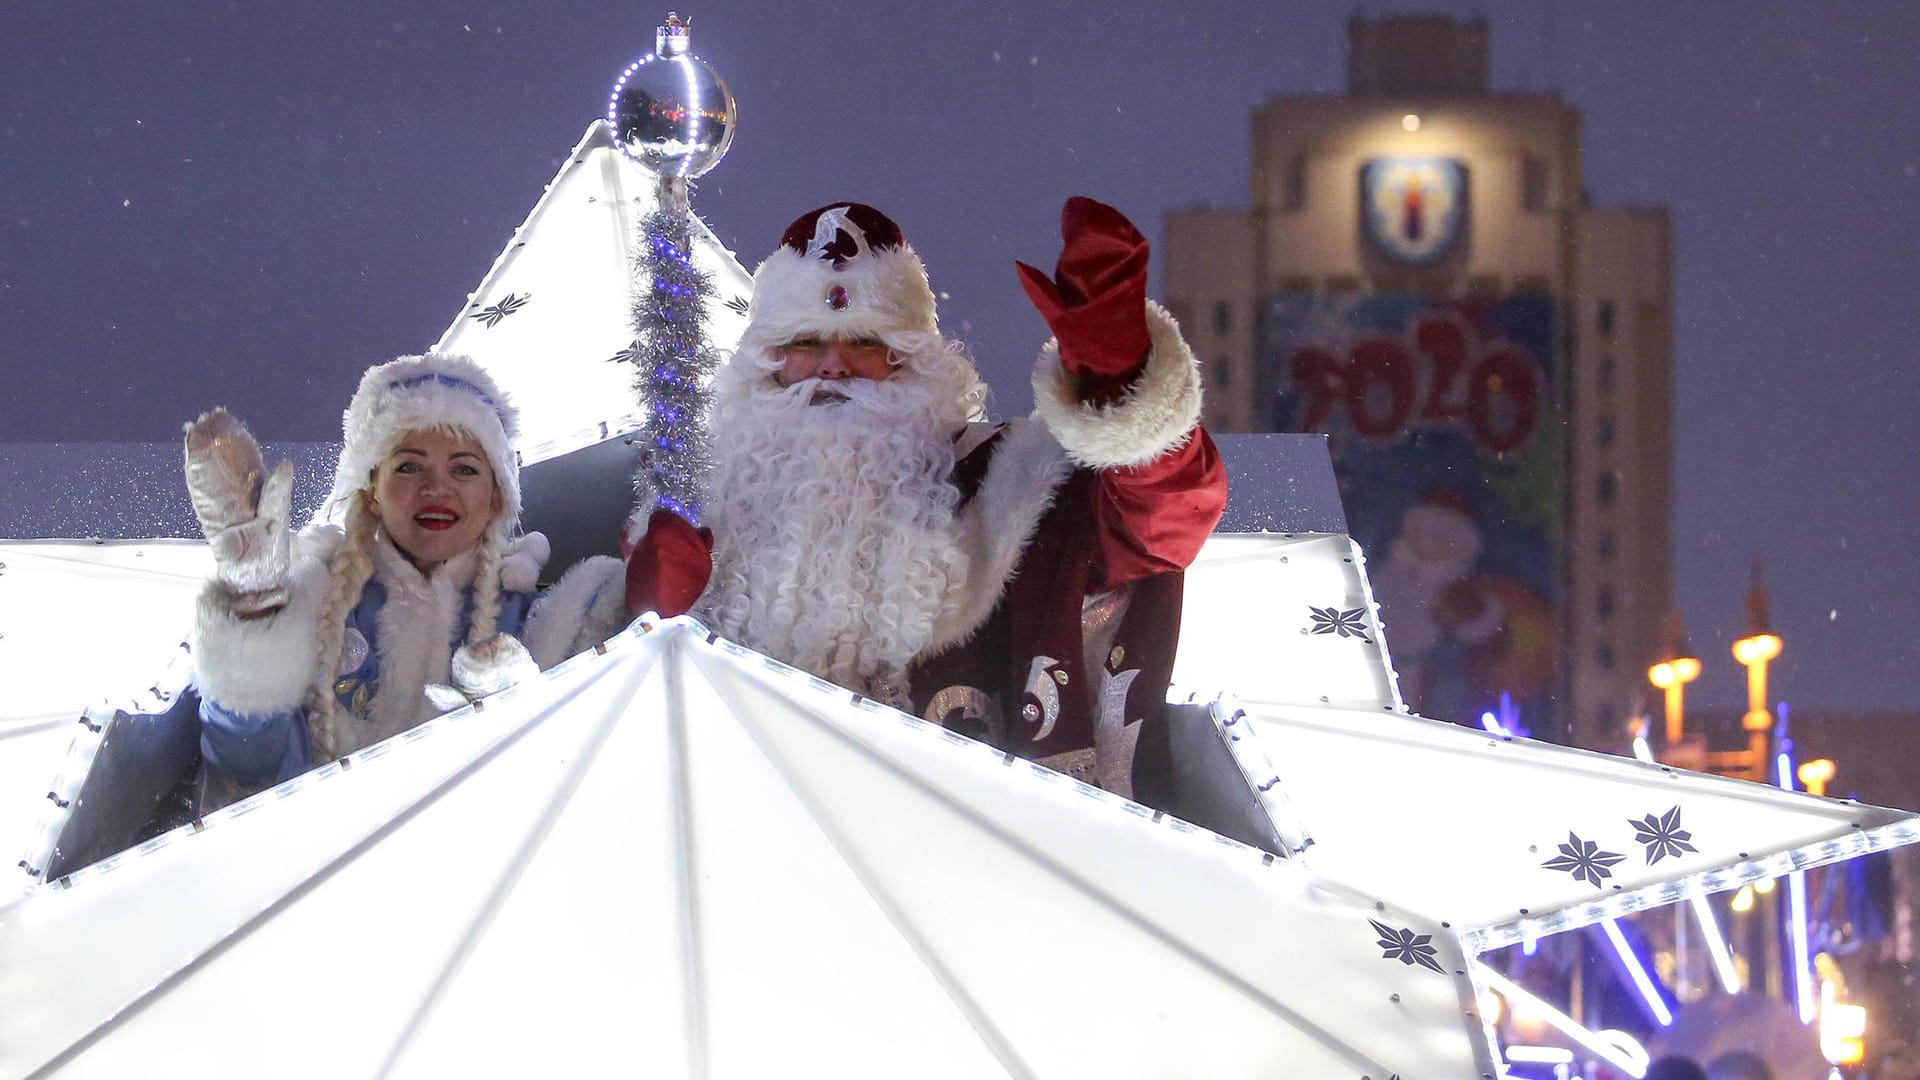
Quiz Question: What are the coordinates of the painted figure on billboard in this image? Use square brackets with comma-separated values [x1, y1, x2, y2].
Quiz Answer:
[1265, 291, 1558, 731]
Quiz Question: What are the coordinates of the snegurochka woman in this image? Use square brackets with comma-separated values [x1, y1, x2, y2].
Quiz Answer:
[184, 353, 626, 810]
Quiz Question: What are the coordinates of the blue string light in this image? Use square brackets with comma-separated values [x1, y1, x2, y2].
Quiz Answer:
[623, 202, 720, 526]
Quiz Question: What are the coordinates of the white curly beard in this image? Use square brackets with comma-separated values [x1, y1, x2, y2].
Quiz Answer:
[698, 345, 983, 697]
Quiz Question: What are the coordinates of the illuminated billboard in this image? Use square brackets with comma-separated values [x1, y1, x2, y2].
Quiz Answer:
[1263, 291, 1560, 731]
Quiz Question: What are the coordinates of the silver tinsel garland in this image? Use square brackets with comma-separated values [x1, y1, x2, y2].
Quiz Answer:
[628, 204, 720, 525]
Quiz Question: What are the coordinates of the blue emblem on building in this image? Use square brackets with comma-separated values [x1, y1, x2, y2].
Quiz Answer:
[1360, 158, 1469, 266]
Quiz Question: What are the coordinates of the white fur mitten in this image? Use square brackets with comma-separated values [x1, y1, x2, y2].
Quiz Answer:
[425, 633, 541, 712]
[184, 408, 294, 615]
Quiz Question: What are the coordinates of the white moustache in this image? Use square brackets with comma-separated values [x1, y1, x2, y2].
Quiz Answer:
[758, 376, 932, 431]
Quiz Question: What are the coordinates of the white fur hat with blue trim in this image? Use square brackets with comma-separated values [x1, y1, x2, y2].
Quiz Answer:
[325, 353, 521, 540]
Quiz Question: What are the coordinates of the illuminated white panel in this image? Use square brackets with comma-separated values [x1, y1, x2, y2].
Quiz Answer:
[0, 540, 209, 901]
[432, 121, 753, 465]
[1177, 532, 1404, 712]
[1209, 697, 1920, 948]
[0, 618, 1499, 1078]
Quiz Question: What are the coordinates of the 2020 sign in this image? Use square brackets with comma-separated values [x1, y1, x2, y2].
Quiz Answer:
[1287, 315, 1543, 456]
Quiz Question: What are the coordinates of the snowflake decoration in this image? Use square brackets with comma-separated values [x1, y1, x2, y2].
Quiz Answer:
[469, 292, 530, 328]
[1309, 605, 1371, 642]
[1541, 832, 1628, 889]
[1630, 806, 1698, 865]
[1368, 918, 1444, 974]
[723, 294, 751, 316]
[608, 342, 643, 365]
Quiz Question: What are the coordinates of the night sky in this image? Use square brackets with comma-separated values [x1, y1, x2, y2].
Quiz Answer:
[3, 2, 1915, 717]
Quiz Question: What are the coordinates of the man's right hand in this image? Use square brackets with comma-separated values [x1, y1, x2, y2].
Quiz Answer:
[625, 508, 713, 618]
[184, 408, 294, 614]
[1015, 196, 1153, 406]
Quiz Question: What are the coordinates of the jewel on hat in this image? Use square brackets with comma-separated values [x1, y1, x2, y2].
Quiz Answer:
[739, 200, 937, 353]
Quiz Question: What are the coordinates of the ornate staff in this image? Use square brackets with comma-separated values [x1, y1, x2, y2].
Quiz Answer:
[609, 12, 736, 524]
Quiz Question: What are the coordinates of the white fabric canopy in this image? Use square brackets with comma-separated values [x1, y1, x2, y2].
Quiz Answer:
[0, 541, 206, 905]
[1175, 532, 1402, 712]
[430, 121, 753, 466]
[0, 618, 1498, 1078]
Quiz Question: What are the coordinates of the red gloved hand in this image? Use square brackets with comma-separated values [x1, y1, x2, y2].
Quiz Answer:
[1016, 196, 1152, 406]
[625, 509, 713, 618]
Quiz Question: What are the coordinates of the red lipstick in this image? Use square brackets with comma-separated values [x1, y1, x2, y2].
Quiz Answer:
[414, 505, 459, 531]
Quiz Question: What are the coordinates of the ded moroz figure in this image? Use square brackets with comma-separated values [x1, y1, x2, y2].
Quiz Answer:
[624, 197, 1227, 796]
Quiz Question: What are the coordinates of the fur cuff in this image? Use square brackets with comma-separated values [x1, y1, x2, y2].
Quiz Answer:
[450, 633, 541, 698]
[190, 540, 334, 714]
[621, 500, 653, 555]
[501, 531, 551, 592]
[523, 555, 630, 668]
[1030, 301, 1202, 469]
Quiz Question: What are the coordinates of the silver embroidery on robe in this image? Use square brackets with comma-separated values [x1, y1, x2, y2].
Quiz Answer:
[923, 684, 1003, 745]
[1022, 654, 1063, 740]
[1082, 586, 1142, 798]
[1094, 666, 1142, 798]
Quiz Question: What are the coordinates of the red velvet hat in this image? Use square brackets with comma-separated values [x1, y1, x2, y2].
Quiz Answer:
[740, 202, 939, 351]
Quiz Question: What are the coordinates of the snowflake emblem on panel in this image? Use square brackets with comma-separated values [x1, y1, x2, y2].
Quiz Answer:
[1309, 605, 1371, 642]
[469, 292, 529, 327]
[608, 342, 642, 365]
[723, 294, 751, 316]
[1368, 919, 1444, 974]
[1541, 832, 1627, 889]
[1630, 806, 1698, 865]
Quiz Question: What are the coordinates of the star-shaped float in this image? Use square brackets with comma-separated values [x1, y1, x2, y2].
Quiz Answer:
[1175, 531, 1920, 954]
[8, 500, 1919, 1078]
[0, 618, 1499, 1078]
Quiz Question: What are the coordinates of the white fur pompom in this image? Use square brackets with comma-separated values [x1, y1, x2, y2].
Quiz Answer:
[500, 531, 550, 592]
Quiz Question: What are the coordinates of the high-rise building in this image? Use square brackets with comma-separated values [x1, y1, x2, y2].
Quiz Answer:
[1163, 14, 1671, 748]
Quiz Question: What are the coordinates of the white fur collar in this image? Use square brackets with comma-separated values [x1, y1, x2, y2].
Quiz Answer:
[922, 417, 1074, 657]
[370, 532, 481, 594]
[350, 536, 480, 748]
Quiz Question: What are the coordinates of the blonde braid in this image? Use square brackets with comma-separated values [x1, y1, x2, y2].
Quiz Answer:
[305, 499, 378, 765]
[467, 532, 506, 644]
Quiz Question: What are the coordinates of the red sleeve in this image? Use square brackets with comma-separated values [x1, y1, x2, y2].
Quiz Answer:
[1090, 426, 1227, 591]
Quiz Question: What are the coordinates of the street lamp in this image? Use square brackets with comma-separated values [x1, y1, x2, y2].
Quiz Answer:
[1648, 614, 1701, 747]
[1732, 562, 1783, 779]
[1798, 758, 1835, 798]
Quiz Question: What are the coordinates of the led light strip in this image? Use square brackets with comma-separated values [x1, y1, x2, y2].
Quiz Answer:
[1477, 964, 1647, 1078]
[1504, 1044, 1574, 1065]
[1599, 917, 1673, 1027]
[1688, 890, 1742, 994]
[1777, 749, 1818, 1024]
[1465, 814, 1920, 953]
